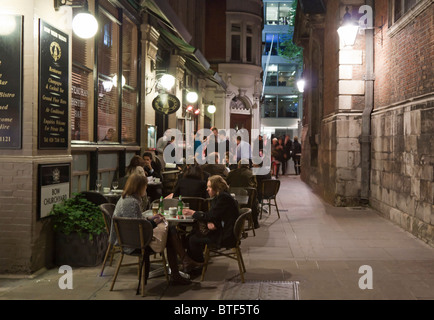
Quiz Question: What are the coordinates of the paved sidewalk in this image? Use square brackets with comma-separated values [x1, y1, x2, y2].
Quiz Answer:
[1, 174, 434, 300]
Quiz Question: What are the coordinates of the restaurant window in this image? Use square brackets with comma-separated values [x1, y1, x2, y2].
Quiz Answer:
[71, 3, 96, 142]
[97, 3, 120, 143]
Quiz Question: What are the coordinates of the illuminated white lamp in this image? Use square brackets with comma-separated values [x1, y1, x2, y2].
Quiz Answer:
[337, 7, 359, 47]
[186, 91, 198, 103]
[160, 74, 175, 91]
[207, 104, 216, 114]
[72, 12, 98, 39]
[297, 79, 305, 93]
[54, 0, 98, 39]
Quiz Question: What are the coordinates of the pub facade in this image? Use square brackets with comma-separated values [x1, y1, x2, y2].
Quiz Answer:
[0, 0, 264, 274]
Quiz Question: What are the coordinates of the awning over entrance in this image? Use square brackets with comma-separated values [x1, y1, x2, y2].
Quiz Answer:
[141, 0, 227, 90]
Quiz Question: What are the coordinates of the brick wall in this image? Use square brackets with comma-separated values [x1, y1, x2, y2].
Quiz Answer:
[371, 1, 434, 246]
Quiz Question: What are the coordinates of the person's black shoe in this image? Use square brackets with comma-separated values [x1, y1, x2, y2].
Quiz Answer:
[171, 275, 192, 285]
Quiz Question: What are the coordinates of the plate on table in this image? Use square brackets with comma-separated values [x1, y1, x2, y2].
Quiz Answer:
[112, 189, 123, 194]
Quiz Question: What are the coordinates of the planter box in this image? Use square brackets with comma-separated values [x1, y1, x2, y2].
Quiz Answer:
[55, 232, 108, 267]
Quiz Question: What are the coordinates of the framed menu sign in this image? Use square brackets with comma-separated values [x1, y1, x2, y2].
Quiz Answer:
[38, 20, 69, 149]
[0, 15, 23, 149]
[38, 163, 70, 219]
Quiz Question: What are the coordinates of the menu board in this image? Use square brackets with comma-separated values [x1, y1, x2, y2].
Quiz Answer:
[38, 20, 69, 149]
[0, 15, 23, 149]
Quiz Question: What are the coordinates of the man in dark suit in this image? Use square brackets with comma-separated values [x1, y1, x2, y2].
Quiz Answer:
[143, 152, 163, 201]
[143, 152, 162, 180]
[201, 152, 229, 178]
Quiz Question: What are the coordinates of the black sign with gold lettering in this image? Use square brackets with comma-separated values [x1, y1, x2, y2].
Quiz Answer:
[152, 93, 181, 115]
[0, 15, 23, 149]
[38, 20, 69, 149]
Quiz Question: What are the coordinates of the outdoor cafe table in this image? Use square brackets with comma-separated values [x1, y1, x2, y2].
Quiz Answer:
[142, 210, 195, 279]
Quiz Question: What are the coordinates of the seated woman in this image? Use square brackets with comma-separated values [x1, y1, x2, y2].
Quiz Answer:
[182, 175, 240, 269]
[118, 155, 146, 189]
[108, 173, 191, 285]
[173, 162, 208, 199]
[118, 155, 148, 208]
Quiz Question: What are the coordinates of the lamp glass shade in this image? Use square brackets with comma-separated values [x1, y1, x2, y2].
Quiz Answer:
[160, 74, 175, 91]
[186, 92, 198, 103]
[207, 104, 216, 114]
[297, 79, 305, 93]
[72, 12, 98, 39]
[337, 24, 359, 47]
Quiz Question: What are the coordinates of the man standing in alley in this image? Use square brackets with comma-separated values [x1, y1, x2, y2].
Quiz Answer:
[292, 136, 302, 175]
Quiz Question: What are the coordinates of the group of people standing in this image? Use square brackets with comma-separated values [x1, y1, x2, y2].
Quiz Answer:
[271, 135, 302, 178]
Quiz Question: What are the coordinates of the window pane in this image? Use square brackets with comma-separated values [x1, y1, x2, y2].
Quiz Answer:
[98, 8, 120, 142]
[98, 76, 118, 142]
[278, 65, 296, 87]
[121, 15, 138, 144]
[394, 0, 402, 21]
[264, 96, 277, 118]
[71, 3, 95, 142]
[246, 36, 252, 62]
[266, 2, 279, 25]
[71, 66, 93, 141]
[279, 2, 290, 25]
[121, 89, 137, 143]
[231, 34, 241, 61]
[278, 96, 298, 118]
[264, 33, 278, 55]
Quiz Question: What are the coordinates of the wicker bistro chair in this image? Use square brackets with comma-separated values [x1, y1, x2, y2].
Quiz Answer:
[241, 187, 257, 237]
[229, 187, 256, 237]
[99, 203, 124, 276]
[259, 179, 281, 219]
[161, 170, 180, 197]
[110, 217, 169, 296]
[180, 197, 206, 211]
[200, 208, 250, 283]
[80, 191, 109, 206]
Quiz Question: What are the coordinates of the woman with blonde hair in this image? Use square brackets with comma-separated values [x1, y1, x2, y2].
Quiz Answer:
[109, 173, 191, 285]
[182, 175, 240, 270]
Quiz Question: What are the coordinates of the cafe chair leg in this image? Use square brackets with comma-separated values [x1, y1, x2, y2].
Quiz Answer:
[200, 245, 210, 282]
[110, 254, 124, 291]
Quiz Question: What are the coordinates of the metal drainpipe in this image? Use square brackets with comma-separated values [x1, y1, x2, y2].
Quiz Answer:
[360, 0, 374, 204]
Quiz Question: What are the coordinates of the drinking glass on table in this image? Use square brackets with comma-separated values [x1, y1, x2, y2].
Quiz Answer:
[96, 180, 102, 192]
[112, 180, 118, 191]
[152, 202, 159, 215]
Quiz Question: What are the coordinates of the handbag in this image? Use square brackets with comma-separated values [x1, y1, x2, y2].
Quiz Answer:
[149, 219, 168, 253]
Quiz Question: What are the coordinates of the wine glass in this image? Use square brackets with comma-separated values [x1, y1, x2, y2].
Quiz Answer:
[112, 180, 118, 191]
[96, 180, 102, 193]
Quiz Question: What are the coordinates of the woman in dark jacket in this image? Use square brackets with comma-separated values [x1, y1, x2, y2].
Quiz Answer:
[183, 175, 239, 268]
[173, 162, 208, 199]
